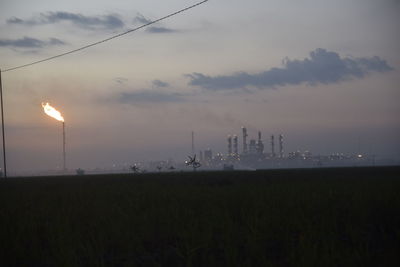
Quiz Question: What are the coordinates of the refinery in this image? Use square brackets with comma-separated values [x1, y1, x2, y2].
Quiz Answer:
[193, 127, 377, 171]
[6, 126, 389, 177]
[76, 127, 380, 175]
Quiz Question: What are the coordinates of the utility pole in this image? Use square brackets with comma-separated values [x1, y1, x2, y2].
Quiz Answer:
[0, 70, 7, 178]
[191, 131, 195, 155]
[63, 122, 66, 171]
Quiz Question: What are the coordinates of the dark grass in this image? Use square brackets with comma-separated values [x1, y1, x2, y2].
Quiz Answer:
[0, 166, 399, 266]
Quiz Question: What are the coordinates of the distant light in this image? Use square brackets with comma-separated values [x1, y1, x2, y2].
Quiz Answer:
[357, 154, 363, 158]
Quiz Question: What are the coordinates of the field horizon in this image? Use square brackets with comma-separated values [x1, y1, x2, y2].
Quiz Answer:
[1, 166, 399, 266]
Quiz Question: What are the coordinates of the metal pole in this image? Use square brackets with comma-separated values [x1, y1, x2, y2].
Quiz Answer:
[191, 131, 195, 155]
[0, 70, 7, 178]
[62, 122, 66, 171]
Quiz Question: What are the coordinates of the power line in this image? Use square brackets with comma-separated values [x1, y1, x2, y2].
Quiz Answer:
[1, 0, 208, 73]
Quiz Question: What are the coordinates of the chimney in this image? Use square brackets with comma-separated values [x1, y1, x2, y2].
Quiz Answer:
[242, 127, 248, 154]
[233, 135, 238, 156]
[227, 135, 232, 156]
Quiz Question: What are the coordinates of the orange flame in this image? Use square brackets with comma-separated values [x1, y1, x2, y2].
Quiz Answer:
[42, 102, 64, 122]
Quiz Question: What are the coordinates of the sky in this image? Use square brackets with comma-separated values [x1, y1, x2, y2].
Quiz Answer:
[0, 0, 399, 173]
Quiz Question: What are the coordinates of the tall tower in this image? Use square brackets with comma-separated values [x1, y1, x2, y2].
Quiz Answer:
[279, 134, 284, 158]
[256, 131, 264, 155]
[271, 135, 275, 158]
[227, 135, 232, 156]
[233, 135, 238, 156]
[242, 127, 248, 154]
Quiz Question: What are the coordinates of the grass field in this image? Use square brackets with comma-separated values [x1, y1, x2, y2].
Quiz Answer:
[0, 166, 399, 266]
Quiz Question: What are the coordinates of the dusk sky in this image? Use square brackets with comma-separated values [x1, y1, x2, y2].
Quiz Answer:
[0, 0, 399, 173]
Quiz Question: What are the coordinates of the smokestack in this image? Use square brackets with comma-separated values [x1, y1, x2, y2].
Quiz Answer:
[63, 122, 66, 171]
[279, 134, 284, 158]
[227, 135, 232, 156]
[242, 127, 248, 154]
[271, 135, 275, 158]
[42, 102, 66, 172]
[233, 135, 238, 156]
[256, 131, 264, 155]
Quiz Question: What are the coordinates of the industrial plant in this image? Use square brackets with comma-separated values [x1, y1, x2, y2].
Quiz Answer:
[67, 127, 382, 176]
[194, 127, 377, 171]
[9, 126, 385, 177]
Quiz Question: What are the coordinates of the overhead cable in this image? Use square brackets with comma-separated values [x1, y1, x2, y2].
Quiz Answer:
[1, 0, 208, 73]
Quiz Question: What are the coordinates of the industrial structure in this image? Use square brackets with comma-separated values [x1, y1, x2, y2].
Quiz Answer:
[233, 135, 238, 157]
[279, 134, 284, 158]
[191, 131, 195, 155]
[242, 127, 248, 154]
[28, 126, 380, 176]
[195, 127, 376, 170]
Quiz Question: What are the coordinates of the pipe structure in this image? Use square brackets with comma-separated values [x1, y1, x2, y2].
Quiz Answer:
[191, 131, 195, 155]
[227, 135, 232, 156]
[63, 122, 66, 171]
[0, 70, 6, 178]
[242, 127, 248, 154]
[279, 134, 284, 158]
[233, 135, 238, 156]
[257, 131, 264, 155]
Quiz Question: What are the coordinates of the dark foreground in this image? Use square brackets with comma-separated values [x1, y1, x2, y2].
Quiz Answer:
[0, 166, 399, 267]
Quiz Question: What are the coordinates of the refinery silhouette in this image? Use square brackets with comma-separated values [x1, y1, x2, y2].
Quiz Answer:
[5, 125, 392, 177]
[65, 127, 384, 177]
[190, 127, 377, 172]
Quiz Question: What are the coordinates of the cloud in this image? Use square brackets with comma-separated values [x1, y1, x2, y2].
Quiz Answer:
[133, 13, 177, 34]
[7, 17, 24, 24]
[7, 11, 124, 30]
[113, 77, 128, 85]
[48, 38, 66, 45]
[146, 27, 178, 33]
[0, 36, 66, 48]
[152, 79, 169, 88]
[118, 90, 185, 104]
[187, 48, 394, 90]
[133, 13, 151, 24]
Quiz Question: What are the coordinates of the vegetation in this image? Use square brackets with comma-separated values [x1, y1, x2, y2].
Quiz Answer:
[0, 166, 399, 266]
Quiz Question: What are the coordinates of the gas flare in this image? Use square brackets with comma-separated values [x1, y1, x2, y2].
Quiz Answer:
[42, 102, 64, 122]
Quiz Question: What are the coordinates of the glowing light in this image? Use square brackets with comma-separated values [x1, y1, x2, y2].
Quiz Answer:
[42, 102, 64, 122]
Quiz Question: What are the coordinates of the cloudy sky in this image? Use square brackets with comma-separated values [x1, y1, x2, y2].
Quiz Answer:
[0, 0, 399, 173]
